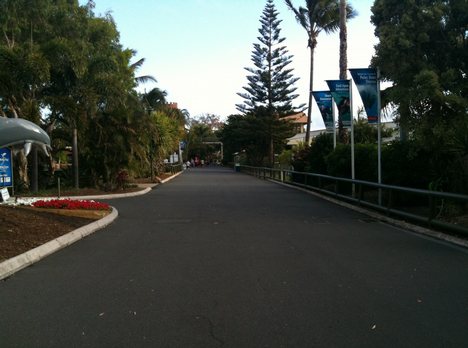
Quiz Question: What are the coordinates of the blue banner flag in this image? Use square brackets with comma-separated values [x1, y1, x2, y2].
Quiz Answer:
[349, 68, 379, 124]
[0, 148, 13, 187]
[326, 80, 351, 128]
[312, 91, 334, 131]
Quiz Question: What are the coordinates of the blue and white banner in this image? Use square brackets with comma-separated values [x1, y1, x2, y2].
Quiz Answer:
[326, 80, 351, 128]
[312, 91, 334, 131]
[0, 148, 13, 187]
[349, 68, 379, 124]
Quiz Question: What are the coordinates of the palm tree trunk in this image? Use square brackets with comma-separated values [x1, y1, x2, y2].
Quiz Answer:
[339, 0, 347, 80]
[305, 44, 315, 145]
[339, 0, 348, 143]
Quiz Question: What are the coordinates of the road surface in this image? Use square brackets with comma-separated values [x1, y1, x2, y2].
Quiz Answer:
[1, 167, 468, 347]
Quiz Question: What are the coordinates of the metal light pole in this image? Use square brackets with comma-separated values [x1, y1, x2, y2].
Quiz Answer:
[72, 127, 79, 189]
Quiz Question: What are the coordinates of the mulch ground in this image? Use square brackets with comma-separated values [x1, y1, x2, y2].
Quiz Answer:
[0, 206, 96, 262]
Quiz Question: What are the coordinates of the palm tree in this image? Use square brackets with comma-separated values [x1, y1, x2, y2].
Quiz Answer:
[130, 57, 157, 85]
[284, 0, 356, 144]
[142, 87, 168, 110]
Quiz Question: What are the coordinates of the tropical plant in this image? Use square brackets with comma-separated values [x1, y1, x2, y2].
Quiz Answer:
[0, 0, 164, 191]
[141, 87, 168, 111]
[130, 56, 157, 85]
[0, 0, 53, 189]
[149, 110, 182, 174]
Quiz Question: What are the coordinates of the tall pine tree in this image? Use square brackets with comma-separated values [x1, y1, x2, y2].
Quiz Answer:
[236, 0, 302, 115]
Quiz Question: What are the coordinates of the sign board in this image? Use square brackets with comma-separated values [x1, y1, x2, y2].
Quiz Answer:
[170, 152, 179, 164]
[312, 91, 334, 131]
[349, 68, 379, 124]
[0, 148, 13, 188]
[0, 188, 10, 202]
[326, 80, 352, 128]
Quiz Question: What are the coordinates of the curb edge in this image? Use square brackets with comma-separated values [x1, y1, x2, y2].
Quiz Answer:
[0, 207, 119, 281]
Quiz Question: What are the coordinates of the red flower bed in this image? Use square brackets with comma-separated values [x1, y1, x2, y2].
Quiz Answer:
[32, 199, 110, 211]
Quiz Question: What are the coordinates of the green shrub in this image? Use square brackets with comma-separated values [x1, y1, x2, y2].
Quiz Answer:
[306, 133, 334, 174]
[382, 141, 432, 189]
[355, 144, 378, 182]
[326, 144, 351, 178]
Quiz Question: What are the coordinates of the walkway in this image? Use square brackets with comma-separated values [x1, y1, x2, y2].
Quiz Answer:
[1, 167, 467, 347]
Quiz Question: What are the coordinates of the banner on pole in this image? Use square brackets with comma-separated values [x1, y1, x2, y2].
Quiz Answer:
[0, 148, 13, 188]
[312, 91, 334, 131]
[326, 80, 351, 128]
[349, 68, 379, 124]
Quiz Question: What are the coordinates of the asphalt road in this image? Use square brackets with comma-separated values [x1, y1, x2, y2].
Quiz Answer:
[1, 167, 468, 347]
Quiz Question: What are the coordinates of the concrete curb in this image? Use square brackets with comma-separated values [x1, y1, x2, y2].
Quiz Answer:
[0, 207, 119, 281]
[60, 187, 152, 201]
[160, 170, 183, 183]
[271, 180, 468, 249]
[14, 171, 183, 202]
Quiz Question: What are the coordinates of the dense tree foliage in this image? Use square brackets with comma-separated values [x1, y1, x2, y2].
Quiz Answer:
[371, 0, 468, 193]
[0, 0, 185, 191]
[184, 114, 220, 162]
[219, 107, 294, 166]
[372, 0, 467, 132]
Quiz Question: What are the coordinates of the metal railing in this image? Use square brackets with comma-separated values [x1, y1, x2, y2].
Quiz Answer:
[239, 165, 468, 236]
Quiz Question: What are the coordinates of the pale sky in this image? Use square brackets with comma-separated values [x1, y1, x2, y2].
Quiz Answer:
[82, 0, 378, 128]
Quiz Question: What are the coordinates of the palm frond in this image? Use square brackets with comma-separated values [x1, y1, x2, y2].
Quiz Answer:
[135, 75, 157, 84]
[130, 58, 145, 71]
[285, 0, 310, 31]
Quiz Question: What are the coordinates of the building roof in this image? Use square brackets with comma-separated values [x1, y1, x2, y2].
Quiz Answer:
[282, 112, 308, 124]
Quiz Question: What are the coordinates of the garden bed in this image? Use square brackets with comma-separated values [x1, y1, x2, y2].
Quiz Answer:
[0, 205, 97, 262]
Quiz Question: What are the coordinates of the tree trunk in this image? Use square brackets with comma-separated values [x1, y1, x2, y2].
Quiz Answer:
[270, 136, 274, 167]
[16, 151, 29, 190]
[339, 0, 347, 80]
[305, 40, 316, 145]
[338, 0, 348, 143]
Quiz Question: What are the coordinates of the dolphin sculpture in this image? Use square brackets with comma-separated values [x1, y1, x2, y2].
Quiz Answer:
[0, 117, 51, 155]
